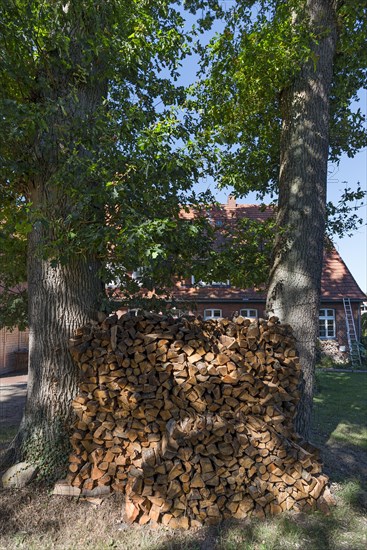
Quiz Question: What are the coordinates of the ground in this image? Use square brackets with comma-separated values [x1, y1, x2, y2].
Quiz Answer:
[0, 376, 27, 450]
[0, 370, 366, 549]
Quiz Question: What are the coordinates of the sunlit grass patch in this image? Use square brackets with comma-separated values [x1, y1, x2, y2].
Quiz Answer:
[216, 488, 367, 550]
[329, 422, 367, 449]
[312, 371, 367, 451]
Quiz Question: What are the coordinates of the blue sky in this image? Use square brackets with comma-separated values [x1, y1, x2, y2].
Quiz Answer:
[179, 6, 367, 293]
[196, 153, 367, 293]
[328, 126, 367, 293]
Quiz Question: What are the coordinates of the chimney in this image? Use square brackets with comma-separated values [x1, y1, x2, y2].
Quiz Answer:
[227, 195, 236, 209]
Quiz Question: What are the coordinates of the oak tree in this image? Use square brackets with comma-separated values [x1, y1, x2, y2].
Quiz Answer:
[0, 0, 211, 475]
[194, 0, 367, 437]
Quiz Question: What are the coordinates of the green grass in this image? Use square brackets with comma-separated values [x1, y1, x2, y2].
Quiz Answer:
[0, 426, 17, 445]
[312, 371, 367, 450]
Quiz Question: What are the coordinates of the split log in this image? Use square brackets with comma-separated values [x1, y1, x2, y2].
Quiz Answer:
[64, 313, 332, 528]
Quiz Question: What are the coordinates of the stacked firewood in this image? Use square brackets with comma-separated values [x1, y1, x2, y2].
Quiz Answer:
[66, 313, 333, 527]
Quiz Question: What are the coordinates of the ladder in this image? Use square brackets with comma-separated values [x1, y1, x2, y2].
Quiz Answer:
[343, 298, 362, 369]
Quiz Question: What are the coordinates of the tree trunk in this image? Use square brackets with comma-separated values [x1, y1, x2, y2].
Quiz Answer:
[0, 12, 108, 475]
[11, 220, 103, 476]
[266, 0, 337, 439]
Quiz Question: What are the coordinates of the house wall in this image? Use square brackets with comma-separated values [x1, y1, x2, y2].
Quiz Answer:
[193, 302, 266, 320]
[115, 299, 362, 350]
[320, 301, 361, 347]
[193, 300, 361, 348]
[0, 327, 29, 374]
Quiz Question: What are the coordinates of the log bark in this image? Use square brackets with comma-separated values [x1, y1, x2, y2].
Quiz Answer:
[61, 313, 334, 527]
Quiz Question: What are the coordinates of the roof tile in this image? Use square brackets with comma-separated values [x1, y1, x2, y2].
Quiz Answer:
[179, 199, 366, 302]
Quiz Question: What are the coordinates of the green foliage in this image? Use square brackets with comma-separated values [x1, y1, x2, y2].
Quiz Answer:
[361, 312, 367, 350]
[361, 312, 367, 338]
[0, 0, 221, 328]
[195, 211, 277, 289]
[21, 419, 72, 483]
[2, 0, 365, 333]
[0, 191, 28, 329]
[316, 354, 336, 370]
[326, 186, 366, 238]
[192, 0, 367, 216]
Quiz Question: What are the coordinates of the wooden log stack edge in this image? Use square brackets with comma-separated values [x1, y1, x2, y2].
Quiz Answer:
[64, 313, 334, 528]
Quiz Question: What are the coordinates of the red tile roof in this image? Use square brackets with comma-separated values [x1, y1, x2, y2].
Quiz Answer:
[321, 246, 366, 300]
[178, 197, 366, 303]
[173, 284, 266, 302]
[181, 198, 273, 223]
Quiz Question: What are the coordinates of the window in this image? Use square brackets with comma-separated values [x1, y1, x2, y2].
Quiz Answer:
[240, 308, 258, 319]
[204, 309, 222, 320]
[105, 262, 124, 288]
[191, 276, 230, 287]
[210, 280, 230, 287]
[132, 267, 145, 286]
[128, 309, 140, 317]
[319, 309, 335, 339]
[170, 308, 184, 318]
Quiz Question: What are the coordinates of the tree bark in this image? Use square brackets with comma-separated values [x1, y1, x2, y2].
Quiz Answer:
[13, 221, 103, 475]
[266, 0, 337, 439]
[1, 10, 107, 475]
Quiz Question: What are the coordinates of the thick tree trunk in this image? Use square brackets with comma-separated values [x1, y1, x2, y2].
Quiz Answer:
[10, 220, 103, 476]
[0, 12, 108, 475]
[266, 0, 337, 439]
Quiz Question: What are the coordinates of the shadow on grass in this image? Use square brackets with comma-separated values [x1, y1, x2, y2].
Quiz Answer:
[0, 384, 27, 436]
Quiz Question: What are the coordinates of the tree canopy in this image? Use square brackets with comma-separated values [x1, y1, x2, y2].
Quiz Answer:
[1, 0, 366, 470]
[193, 0, 367, 188]
[0, 0, 223, 328]
[188, 0, 367, 437]
[2, 1, 366, 331]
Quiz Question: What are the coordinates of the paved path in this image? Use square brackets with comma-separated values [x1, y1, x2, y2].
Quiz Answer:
[0, 373, 28, 434]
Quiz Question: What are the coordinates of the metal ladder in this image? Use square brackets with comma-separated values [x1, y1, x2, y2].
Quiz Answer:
[343, 298, 362, 369]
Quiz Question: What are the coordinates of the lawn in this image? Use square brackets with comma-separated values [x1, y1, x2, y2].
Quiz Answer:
[0, 371, 366, 550]
[312, 371, 367, 452]
[0, 426, 17, 446]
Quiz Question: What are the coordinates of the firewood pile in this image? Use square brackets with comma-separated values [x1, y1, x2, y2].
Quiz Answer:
[66, 313, 333, 528]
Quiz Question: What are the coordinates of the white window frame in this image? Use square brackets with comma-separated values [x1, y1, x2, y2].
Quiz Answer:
[204, 309, 222, 320]
[170, 307, 185, 318]
[128, 308, 140, 317]
[319, 308, 336, 339]
[210, 280, 230, 287]
[105, 262, 125, 288]
[191, 276, 230, 287]
[240, 308, 258, 319]
[131, 267, 145, 287]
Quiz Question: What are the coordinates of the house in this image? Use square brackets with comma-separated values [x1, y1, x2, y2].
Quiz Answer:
[1, 196, 365, 372]
[0, 282, 29, 375]
[0, 326, 29, 374]
[171, 196, 366, 363]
